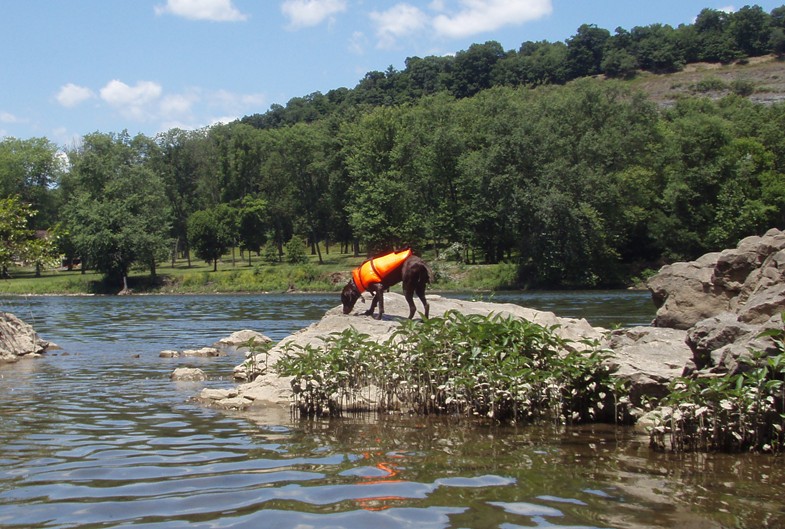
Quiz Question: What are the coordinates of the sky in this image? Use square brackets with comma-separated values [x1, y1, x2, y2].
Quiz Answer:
[1, 0, 783, 148]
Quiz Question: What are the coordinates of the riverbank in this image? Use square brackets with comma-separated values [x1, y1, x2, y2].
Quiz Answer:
[0, 253, 527, 296]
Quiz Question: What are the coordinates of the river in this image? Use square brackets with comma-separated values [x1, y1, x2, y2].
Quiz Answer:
[0, 292, 782, 529]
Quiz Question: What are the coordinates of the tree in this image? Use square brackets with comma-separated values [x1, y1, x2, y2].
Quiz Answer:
[237, 196, 268, 266]
[566, 24, 611, 78]
[728, 5, 772, 57]
[187, 208, 234, 271]
[0, 196, 34, 277]
[0, 137, 62, 227]
[692, 8, 741, 63]
[630, 23, 684, 73]
[451, 41, 506, 98]
[62, 132, 172, 290]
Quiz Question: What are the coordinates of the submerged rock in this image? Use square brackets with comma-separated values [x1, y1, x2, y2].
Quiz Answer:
[171, 367, 206, 381]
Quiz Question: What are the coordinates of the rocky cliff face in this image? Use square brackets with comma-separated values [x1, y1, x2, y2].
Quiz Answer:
[0, 312, 51, 362]
[646, 227, 785, 374]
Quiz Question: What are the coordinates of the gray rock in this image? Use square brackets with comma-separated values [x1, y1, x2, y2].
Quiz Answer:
[159, 347, 225, 358]
[601, 326, 692, 406]
[646, 228, 785, 374]
[170, 367, 206, 381]
[215, 330, 272, 350]
[0, 312, 52, 363]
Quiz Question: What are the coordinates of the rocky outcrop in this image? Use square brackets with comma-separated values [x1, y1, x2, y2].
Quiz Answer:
[200, 293, 688, 412]
[0, 312, 52, 363]
[647, 228, 785, 374]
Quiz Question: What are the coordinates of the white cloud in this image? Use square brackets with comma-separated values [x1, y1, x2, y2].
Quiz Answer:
[160, 92, 198, 118]
[56, 83, 95, 108]
[432, 0, 552, 39]
[209, 89, 266, 112]
[370, 4, 428, 49]
[1, 111, 20, 123]
[349, 31, 368, 54]
[99, 80, 163, 122]
[100, 80, 163, 107]
[154, 0, 248, 22]
[281, 0, 347, 29]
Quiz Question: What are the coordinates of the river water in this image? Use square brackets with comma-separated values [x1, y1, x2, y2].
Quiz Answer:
[0, 292, 782, 529]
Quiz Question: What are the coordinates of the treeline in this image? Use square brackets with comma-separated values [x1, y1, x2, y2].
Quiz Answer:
[243, 5, 785, 127]
[2, 5, 785, 289]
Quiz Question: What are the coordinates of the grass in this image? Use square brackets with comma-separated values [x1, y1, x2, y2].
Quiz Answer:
[0, 247, 517, 295]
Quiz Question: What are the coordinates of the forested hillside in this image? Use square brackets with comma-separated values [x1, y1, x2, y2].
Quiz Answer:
[2, 4, 785, 288]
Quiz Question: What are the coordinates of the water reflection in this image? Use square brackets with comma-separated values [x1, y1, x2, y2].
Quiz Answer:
[0, 293, 781, 529]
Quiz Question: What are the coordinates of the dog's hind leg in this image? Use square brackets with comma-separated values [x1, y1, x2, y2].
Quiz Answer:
[404, 286, 416, 319]
[416, 283, 429, 319]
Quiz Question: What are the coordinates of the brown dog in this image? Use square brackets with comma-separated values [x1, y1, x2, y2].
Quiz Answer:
[341, 249, 433, 320]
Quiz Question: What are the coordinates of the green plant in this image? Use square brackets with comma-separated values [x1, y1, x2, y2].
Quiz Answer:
[692, 77, 727, 92]
[274, 311, 628, 424]
[241, 337, 273, 381]
[649, 315, 785, 453]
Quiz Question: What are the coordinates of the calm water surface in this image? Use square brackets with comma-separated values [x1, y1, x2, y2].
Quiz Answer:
[0, 292, 782, 529]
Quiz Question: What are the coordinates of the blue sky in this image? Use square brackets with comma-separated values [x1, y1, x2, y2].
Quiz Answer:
[1, 0, 783, 147]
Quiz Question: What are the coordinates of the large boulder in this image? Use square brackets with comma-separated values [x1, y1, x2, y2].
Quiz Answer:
[647, 228, 785, 373]
[0, 312, 52, 363]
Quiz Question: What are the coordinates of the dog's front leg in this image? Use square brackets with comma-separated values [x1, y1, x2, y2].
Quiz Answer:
[364, 284, 382, 317]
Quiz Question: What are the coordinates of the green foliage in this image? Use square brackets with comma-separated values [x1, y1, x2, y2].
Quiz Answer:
[693, 76, 728, 92]
[275, 311, 627, 423]
[0, 196, 57, 276]
[187, 208, 234, 271]
[261, 242, 280, 264]
[61, 132, 172, 286]
[650, 315, 785, 453]
[284, 235, 308, 264]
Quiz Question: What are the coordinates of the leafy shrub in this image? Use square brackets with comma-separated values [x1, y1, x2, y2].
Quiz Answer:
[284, 236, 308, 264]
[649, 316, 785, 453]
[692, 77, 727, 93]
[275, 311, 627, 423]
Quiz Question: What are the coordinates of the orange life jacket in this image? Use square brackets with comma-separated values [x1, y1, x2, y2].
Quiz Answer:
[352, 248, 412, 293]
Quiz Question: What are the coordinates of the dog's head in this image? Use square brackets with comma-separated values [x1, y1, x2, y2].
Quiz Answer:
[341, 280, 363, 314]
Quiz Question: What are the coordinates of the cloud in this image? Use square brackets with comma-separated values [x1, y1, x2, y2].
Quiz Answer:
[99, 80, 163, 121]
[281, 0, 347, 29]
[1, 111, 20, 123]
[100, 80, 163, 107]
[56, 83, 95, 108]
[432, 0, 552, 39]
[349, 31, 368, 54]
[154, 0, 248, 22]
[369, 4, 429, 49]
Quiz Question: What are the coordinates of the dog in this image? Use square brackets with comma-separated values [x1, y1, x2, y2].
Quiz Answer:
[341, 248, 433, 320]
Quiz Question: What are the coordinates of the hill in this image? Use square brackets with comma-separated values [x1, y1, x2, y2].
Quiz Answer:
[630, 55, 785, 106]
